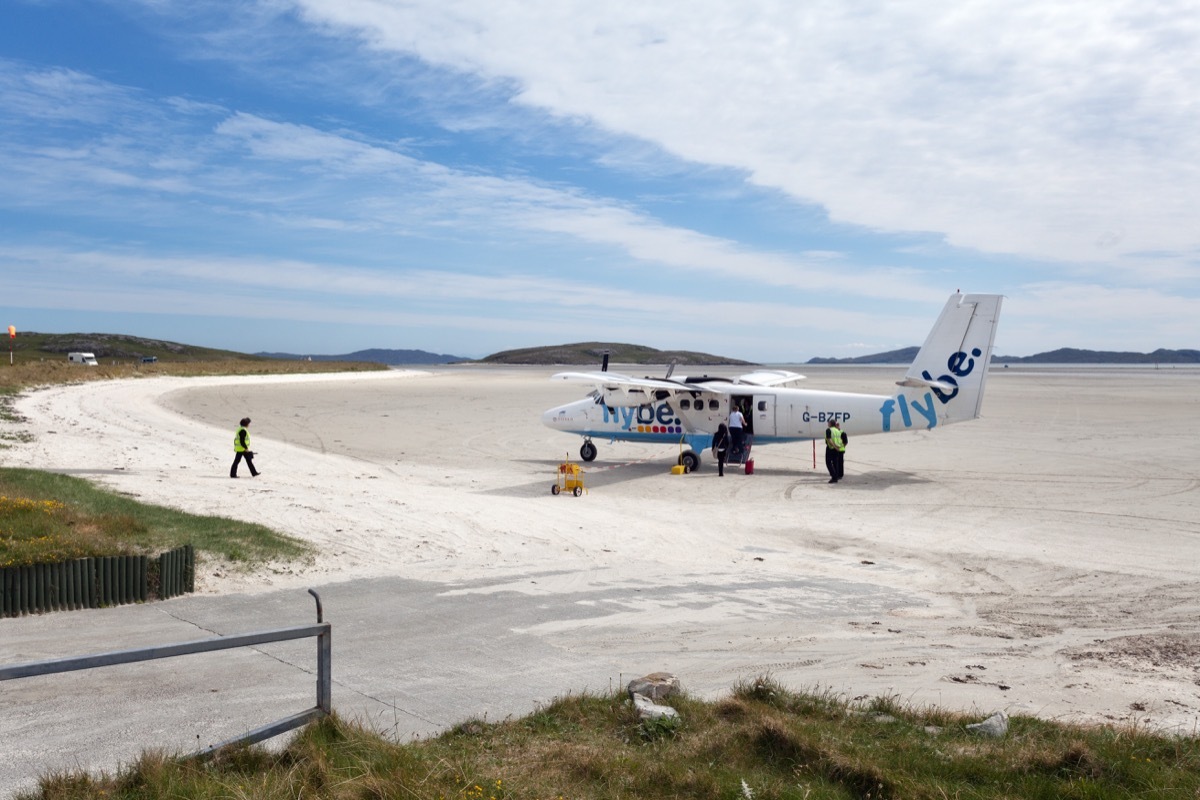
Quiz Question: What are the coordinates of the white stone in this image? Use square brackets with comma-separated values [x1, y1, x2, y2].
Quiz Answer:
[966, 711, 1009, 738]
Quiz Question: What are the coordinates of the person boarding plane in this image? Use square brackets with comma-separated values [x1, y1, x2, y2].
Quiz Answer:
[541, 292, 1003, 472]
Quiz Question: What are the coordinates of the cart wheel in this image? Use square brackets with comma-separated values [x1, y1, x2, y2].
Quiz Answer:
[551, 484, 560, 495]
[573, 486, 582, 497]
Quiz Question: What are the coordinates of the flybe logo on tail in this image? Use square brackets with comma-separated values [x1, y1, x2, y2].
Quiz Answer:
[879, 348, 982, 431]
[923, 346, 982, 403]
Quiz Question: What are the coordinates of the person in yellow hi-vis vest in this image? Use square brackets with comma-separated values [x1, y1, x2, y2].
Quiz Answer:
[230, 417, 261, 478]
[824, 419, 846, 484]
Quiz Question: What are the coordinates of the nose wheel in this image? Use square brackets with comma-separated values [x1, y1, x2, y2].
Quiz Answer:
[580, 440, 598, 462]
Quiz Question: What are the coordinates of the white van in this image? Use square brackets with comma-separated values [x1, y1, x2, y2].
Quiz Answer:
[67, 352, 99, 366]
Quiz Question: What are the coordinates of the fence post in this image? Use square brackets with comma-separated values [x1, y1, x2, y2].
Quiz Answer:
[185, 545, 195, 592]
[84, 557, 96, 609]
[119, 556, 129, 605]
[49, 562, 60, 612]
[309, 590, 331, 714]
[75, 558, 86, 609]
[21, 564, 32, 614]
[34, 564, 45, 614]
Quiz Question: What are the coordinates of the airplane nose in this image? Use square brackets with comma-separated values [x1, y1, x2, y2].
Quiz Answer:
[542, 406, 565, 429]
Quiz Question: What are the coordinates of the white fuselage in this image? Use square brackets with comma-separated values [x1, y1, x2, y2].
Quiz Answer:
[542, 384, 949, 452]
[542, 292, 1003, 466]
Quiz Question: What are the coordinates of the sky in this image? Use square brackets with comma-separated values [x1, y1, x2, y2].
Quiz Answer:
[2, 0, 1198, 362]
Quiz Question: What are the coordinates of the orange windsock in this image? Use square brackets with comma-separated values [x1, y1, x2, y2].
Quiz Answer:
[7, 326, 13, 339]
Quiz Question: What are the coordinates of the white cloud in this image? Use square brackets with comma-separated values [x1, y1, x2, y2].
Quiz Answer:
[0, 243, 929, 358]
[210, 113, 941, 300]
[289, 0, 1200, 275]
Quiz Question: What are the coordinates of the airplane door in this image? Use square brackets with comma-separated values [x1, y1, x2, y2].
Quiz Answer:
[752, 394, 776, 437]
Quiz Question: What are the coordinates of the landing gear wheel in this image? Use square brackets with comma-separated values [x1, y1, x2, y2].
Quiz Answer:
[580, 441, 598, 462]
[573, 486, 582, 497]
[679, 450, 700, 473]
[551, 484, 561, 495]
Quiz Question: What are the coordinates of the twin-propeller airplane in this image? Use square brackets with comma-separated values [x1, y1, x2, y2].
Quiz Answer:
[541, 292, 1003, 472]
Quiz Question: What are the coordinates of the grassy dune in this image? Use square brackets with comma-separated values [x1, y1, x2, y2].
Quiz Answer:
[23, 679, 1200, 799]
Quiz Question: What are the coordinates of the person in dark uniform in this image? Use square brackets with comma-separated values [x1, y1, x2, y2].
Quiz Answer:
[712, 423, 731, 477]
[230, 417, 260, 478]
[824, 419, 846, 483]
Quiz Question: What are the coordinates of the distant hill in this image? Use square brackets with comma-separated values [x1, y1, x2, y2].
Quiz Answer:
[809, 346, 1200, 365]
[479, 342, 754, 366]
[9, 333, 463, 366]
[807, 347, 919, 365]
[11, 332, 252, 362]
[992, 348, 1200, 364]
[256, 348, 466, 365]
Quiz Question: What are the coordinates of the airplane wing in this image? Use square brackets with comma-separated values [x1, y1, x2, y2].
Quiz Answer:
[551, 371, 684, 391]
[551, 371, 689, 407]
[552, 369, 805, 405]
[731, 370, 805, 386]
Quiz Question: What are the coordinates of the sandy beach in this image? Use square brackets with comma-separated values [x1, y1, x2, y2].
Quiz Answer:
[4, 363, 1200, 786]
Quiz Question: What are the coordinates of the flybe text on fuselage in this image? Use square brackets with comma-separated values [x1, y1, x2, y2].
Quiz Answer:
[603, 403, 684, 434]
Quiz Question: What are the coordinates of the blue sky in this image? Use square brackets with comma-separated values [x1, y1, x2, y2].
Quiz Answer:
[2, 0, 1197, 361]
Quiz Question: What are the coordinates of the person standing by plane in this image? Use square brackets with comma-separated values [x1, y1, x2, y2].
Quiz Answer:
[712, 423, 731, 477]
[825, 419, 846, 483]
[230, 417, 260, 478]
[728, 403, 747, 462]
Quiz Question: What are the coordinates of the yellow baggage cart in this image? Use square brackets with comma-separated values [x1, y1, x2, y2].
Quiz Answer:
[552, 458, 586, 496]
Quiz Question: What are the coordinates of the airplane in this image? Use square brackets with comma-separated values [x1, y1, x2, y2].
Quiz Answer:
[541, 292, 1003, 472]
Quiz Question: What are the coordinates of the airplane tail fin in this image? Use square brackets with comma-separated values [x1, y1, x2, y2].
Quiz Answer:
[897, 293, 1004, 423]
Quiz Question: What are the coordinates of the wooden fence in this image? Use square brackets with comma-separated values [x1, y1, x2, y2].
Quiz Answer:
[1, 544, 194, 618]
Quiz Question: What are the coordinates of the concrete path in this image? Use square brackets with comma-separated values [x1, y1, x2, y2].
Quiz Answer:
[1, 566, 899, 797]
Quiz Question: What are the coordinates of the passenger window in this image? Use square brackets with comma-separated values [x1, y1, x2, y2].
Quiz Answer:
[758, 401, 767, 411]
[680, 399, 691, 410]
[709, 400, 719, 411]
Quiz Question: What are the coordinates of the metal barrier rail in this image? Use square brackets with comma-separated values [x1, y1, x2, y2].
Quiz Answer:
[0, 589, 331, 756]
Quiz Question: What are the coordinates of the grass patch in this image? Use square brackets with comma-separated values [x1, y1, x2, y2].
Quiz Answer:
[0, 386, 26, 424]
[21, 680, 1200, 799]
[0, 467, 309, 569]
